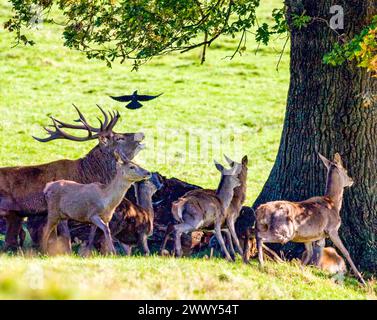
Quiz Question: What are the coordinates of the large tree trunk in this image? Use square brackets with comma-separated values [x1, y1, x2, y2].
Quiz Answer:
[254, 1, 377, 271]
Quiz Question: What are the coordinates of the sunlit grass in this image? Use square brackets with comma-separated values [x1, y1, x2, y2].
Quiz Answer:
[0, 255, 375, 300]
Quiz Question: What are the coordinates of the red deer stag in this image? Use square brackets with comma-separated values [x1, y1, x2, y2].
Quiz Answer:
[160, 157, 241, 261]
[43, 152, 150, 254]
[255, 153, 365, 285]
[0, 105, 144, 251]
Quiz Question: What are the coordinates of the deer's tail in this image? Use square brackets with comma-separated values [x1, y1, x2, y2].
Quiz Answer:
[43, 181, 56, 200]
[171, 198, 186, 223]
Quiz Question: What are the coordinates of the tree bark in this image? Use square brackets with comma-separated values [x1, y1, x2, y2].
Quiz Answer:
[254, 0, 377, 271]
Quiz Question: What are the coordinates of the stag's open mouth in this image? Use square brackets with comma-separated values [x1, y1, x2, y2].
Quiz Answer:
[134, 132, 145, 142]
[138, 143, 146, 150]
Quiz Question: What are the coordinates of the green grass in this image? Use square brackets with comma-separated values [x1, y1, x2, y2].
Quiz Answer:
[0, 0, 375, 300]
[0, 255, 375, 300]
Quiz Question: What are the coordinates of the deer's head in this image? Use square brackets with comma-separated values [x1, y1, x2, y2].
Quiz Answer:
[114, 151, 151, 182]
[214, 155, 242, 209]
[318, 152, 354, 188]
[135, 178, 161, 203]
[33, 105, 145, 162]
[256, 202, 296, 244]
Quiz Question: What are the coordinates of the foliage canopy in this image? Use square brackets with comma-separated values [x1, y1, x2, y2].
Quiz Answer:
[4, 0, 377, 74]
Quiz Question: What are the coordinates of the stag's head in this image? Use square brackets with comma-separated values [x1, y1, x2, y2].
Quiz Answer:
[33, 105, 145, 162]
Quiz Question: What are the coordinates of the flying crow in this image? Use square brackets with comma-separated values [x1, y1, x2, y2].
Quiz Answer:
[110, 90, 163, 109]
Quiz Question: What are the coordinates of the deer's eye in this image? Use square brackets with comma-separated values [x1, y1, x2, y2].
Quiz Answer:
[129, 165, 136, 170]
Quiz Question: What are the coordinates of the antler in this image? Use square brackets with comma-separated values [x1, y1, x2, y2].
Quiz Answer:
[33, 105, 120, 143]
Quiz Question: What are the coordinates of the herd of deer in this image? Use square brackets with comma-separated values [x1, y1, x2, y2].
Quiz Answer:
[0, 105, 366, 285]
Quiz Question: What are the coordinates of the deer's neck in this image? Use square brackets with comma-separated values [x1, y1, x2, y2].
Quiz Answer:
[135, 185, 154, 216]
[324, 169, 344, 211]
[230, 165, 247, 210]
[103, 172, 133, 209]
[79, 146, 117, 184]
[216, 177, 235, 210]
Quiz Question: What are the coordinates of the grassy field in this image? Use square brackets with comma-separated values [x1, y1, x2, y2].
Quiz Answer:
[0, 0, 375, 299]
[0, 255, 375, 300]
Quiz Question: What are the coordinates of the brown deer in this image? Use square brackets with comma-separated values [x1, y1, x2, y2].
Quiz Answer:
[255, 153, 366, 285]
[160, 157, 241, 261]
[87, 177, 160, 256]
[0, 105, 144, 251]
[160, 155, 247, 258]
[317, 247, 347, 275]
[42, 152, 151, 254]
[302, 242, 347, 275]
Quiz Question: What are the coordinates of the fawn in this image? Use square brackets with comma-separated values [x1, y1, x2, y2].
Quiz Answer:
[108, 178, 159, 255]
[255, 153, 365, 285]
[161, 156, 241, 261]
[179, 155, 248, 257]
[42, 152, 150, 254]
[302, 241, 347, 275]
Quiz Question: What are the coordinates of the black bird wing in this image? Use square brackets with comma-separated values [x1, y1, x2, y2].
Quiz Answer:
[110, 95, 134, 102]
[136, 93, 163, 101]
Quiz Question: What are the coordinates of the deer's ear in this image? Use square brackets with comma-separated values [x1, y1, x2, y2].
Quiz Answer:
[242, 155, 248, 166]
[214, 160, 224, 172]
[231, 163, 242, 175]
[333, 153, 343, 167]
[223, 154, 235, 167]
[318, 153, 331, 169]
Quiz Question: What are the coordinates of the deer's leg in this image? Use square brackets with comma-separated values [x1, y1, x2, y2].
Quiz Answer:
[4, 213, 23, 252]
[302, 242, 313, 266]
[42, 217, 59, 254]
[27, 216, 46, 249]
[214, 222, 232, 262]
[226, 216, 244, 256]
[18, 227, 26, 248]
[242, 228, 254, 263]
[160, 223, 174, 255]
[256, 234, 264, 267]
[120, 243, 132, 256]
[173, 224, 193, 258]
[310, 239, 325, 266]
[57, 220, 72, 254]
[242, 238, 251, 264]
[222, 229, 236, 261]
[82, 225, 97, 257]
[90, 216, 116, 255]
[138, 232, 150, 256]
[329, 231, 366, 285]
[87, 225, 97, 250]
